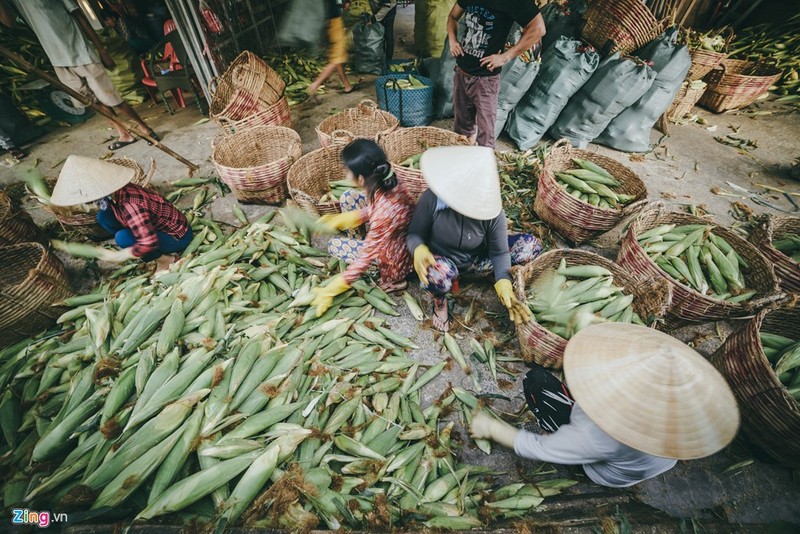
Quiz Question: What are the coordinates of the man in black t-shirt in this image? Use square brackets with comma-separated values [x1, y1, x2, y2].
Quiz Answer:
[447, 1, 545, 147]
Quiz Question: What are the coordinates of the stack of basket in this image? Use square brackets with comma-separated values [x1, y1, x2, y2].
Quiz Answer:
[209, 51, 291, 135]
[0, 191, 42, 246]
[580, 0, 665, 56]
[316, 99, 399, 148]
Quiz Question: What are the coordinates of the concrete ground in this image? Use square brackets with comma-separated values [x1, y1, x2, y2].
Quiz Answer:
[2, 4, 800, 532]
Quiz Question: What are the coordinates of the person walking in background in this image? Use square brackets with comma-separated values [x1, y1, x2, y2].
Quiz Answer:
[0, 0, 159, 151]
[447, 1, 546, 147]
[370, 0, 397, 63]
[308, 0, 354, 96]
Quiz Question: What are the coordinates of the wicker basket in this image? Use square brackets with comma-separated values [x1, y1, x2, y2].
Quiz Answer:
[213, 126, 302, 205]
[316, 99, 399, 148]
[513, 249, 672, 369]
[667, 81, 707, 122]
[0, 191, 42, 246]
[47, 157, 156, 240]
[700, 59, 782, 113]
[533, 139, 648, 244]
[287, 138, 352, 215]
[379, 126, 473, 200]
[616, 202, 783, 327]
[0, 242, 72, 346]
[580, 0, 665, 56]
[748, 215, 800, 294]
[209, 74, 292, 134]
[226, 51, 285, 106]
[686, 28, 734, 81]
[710, 306, 800, 468]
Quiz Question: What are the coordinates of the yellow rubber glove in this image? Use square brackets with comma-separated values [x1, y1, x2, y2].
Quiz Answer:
[99, 248, 136, 264]
[317, 211, 364, 232]
[494, 279, 532, 325]
[413, 244, 436, 285]
[310, 275, 351, 317]
[470, 410, 518, 449]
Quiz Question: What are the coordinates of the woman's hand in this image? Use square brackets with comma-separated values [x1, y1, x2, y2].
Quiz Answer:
[470, 410, 518, 449]
[494, 279, 532, 324]
[318, 211, 364, 232]
[413, 245, 436, 285]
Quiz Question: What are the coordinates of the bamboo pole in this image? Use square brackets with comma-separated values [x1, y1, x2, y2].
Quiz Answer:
[0, 45, 200, 175]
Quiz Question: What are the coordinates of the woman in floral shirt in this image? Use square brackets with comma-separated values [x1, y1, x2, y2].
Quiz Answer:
[310, 139, 415, 316]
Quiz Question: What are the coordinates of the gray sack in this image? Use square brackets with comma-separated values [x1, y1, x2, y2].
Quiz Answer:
[494, 26, 541, 139]
[277, 0, 326, 49]
[540, 0, 587, 51]
[353, 20, 385, 75]
[506, 36, 599, 150]
[426, 19, 464, 120]
[548, 52, 656, 149]
[594, 29, 691, 152]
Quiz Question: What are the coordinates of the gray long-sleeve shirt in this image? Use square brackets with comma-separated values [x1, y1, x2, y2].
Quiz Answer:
[406, 190, 512, 281]
[514, 403, 677, 488]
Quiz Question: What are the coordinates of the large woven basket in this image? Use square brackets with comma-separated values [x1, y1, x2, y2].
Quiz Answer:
[686, 28, 734, 81]
[0, 242, 72, 346]
[47, 157, 156, 240]
[710, 306, 800, 468]
[0, 191, 42, 246]
[700, 59, 782, 113]
[213, 126, 302, 205]
[226, 51, 285, 106]
[379, 127, 473, 200]
[513, 249, 672, 369]
[748, 215, 800, 294]
[533, 139, 648, 244]
[316, 99, 399, 148]
[210, 76, 292, 134]
[616, 203, 783, 327]
[667, 81, 707, 122]
[580, 0, 665, 56]
[287, 139, 351, 215]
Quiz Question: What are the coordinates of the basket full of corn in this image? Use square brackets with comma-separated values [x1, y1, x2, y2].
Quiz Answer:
[748, 215, 800, 294]
[534, 139, 647, 244]
[710, 306, 800, 468]
[617, 202, 783, 327]
[513, 249, 672, 369]
[287, 136, 353, 215]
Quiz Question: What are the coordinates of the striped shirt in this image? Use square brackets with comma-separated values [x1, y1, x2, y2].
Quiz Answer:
[110, 184, 189, 258]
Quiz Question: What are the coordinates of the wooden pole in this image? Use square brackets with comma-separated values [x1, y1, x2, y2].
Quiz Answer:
[0, 45, 200, 174]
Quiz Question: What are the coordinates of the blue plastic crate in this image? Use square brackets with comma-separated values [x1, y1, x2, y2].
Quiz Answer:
[375, 74, 434, 127]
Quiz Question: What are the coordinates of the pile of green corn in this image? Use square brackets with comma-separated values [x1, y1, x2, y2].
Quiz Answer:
[759, 333, 800, 401]
[730, 13, 800, 97]
[679, 27, 732, 53]
[388, 60, 420, 73]
[263, 52, 326, 105]
[318, 179, 354, 205]
[399, 153, 423, 170]
[0, 23, 51, 123]
[526, 260, 645, 340]
[0, 215, 570, 530]
[773, 233, 800, 262]
[555, 159, 636, 210]
[637, 224, 756, 303]
[385, 75, 429, 90]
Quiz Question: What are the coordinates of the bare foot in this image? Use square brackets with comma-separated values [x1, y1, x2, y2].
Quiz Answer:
[432, 297, 449, 332]
[380, 280, 408, 294]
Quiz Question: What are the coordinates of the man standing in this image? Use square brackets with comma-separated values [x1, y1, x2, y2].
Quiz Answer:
[447, 1, 545, 147]
[0, 0, 158, 151]
[369, 0, 397, 63]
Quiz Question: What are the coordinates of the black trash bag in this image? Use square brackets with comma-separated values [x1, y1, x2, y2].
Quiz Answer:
[277, 0, 326, 49]
[494, 25, 541, 139]
[506, 36, 599, 150]
[540, 0, 587, 52]
[353, 19, 386, 75]
[595, 29, 691, 152]
[548, 52, 656, 149]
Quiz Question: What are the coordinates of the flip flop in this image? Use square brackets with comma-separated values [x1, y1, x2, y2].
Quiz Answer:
[380, 280, 408, 294]
[343, 84, 358, 94]
[108, 138, 138, 151]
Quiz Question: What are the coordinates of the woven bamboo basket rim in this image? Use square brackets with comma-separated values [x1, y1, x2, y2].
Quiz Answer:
[213, 96, 292, 134]
[707, 58, 783, 81]
[379, 126, 473, 162]
[709, 306, 800, 467]
[287, 140, 352, 215]
[580, 0, 665, 56]
[748, 215, 800, 293]
[227, 51, 285, 106]
[623, 202, 782, 312]
[316, 99, 400, 147]
[667, 81, 707, 121]
[0, 190, 41, 245]
[213, 126, 302, 171]
[209, 77, 263, 121]
[512, 248, 672, 368]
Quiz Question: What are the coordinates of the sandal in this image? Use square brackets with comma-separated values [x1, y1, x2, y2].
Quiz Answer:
[432, 297, 450, 332]
[343, 84, 358, 94]
[8, 147, 26, 160]
[108, 138, 138, 151]
[380, 280, 408, 294]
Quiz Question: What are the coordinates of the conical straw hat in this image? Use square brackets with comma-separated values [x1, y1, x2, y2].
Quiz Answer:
[420, 146, 502, 221]
[50, 155, 135, 207]
[563, 323, 739, 460]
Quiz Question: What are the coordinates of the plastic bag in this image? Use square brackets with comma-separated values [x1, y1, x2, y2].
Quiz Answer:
[506, 37, 599, 149]
[540, 0, 587, 52]
[277, 0, 326, 49]
[425, 18, 464, 120]
[493, 25, 541, 139]
[353, 20, 386, 75]
[595, 29, 692, 152]
[425, 0, 456, 58]
[549, 52, 656, 149]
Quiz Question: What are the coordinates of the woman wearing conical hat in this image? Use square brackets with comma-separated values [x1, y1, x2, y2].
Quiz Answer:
[50, 155, 193, 267]
[406, 146, 543, 331]
[470, 324, 741, 488]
